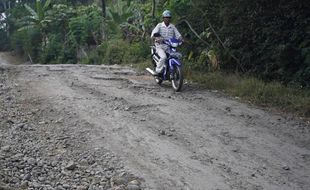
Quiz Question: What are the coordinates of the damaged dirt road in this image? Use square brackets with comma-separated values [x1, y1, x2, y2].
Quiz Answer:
[1, 53, 310, 190]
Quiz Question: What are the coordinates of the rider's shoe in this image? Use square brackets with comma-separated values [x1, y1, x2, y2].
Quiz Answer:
[154, 71, 161, 77]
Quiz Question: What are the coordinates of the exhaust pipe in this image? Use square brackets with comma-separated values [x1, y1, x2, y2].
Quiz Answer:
[146, 68, 156, 75]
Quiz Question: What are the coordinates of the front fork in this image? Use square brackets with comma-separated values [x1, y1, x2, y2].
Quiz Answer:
[168, 58, 181, 80]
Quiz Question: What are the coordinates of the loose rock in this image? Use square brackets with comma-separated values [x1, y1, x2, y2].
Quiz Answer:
[65, 161, 77, 170]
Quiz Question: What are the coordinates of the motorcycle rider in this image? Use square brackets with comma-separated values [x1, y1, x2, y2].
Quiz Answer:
[151, 10, 183, 75]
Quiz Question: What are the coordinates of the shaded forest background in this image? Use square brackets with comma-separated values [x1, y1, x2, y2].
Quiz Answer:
[0, 0, 309, 88]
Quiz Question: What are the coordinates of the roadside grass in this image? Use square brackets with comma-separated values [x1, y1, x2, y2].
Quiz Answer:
[183, 66, 310, 118]
[113, 49, 310, 119]
[132, 61, 150, 72]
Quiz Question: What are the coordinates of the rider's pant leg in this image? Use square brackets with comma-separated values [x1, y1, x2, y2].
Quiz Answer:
[155, 47, 167, 73]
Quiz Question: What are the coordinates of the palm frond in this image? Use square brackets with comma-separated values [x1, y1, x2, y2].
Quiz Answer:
[17, 25, 36, 32]
[36, 0, 44, 21]
[43, 0, 51, 10]
[24, 4, 39, 20]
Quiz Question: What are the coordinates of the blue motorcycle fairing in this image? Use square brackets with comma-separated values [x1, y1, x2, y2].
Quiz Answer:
[165, 38, 181, 48]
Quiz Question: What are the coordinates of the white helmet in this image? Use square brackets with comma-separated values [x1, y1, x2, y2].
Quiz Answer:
[162, 10, 171, 18]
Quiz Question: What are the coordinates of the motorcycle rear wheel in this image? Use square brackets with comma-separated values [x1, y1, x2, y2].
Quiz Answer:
[171, 65, 183, 92]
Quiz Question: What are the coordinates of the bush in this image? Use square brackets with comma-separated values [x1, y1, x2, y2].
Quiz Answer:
[0, 30, 10, 51]
[187, 0, 310, 87]
[10, 29, 42, 62]
[94, 39, 149, 65]
[39, 34, 63, 64]
[68, 5, 103, 46]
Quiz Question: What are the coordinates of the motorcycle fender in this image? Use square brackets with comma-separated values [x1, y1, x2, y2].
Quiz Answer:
[169, 58, 181, 68]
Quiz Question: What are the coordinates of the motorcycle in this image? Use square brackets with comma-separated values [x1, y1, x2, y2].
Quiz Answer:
[146, 36, 184, 92]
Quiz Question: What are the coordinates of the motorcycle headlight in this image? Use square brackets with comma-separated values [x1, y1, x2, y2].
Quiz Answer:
[171, 42, 178, 48]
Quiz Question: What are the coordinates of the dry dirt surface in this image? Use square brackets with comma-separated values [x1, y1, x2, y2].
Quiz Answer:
[1, 53, 310, 190]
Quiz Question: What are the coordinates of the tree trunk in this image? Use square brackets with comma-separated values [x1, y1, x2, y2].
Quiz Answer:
[1, 0, 7, 12]
[99, 0, 106, 40]
[101, 0, 106, 18]
[27, 53, 33, 64]
[1, 1, 9, 38]
[152, 0, 155, 18]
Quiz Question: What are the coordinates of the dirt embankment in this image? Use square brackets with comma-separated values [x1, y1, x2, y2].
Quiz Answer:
[0, 53, 310, 190]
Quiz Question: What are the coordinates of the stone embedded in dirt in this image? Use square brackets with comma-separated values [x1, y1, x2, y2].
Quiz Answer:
[20, 181, 28, 188]
[127, 184, 141, 190]
[61, 169, 71, 176]
[232, 149, 239, 153]
[283, 166, 290, 170]
[56, 186, 66, 190]
[38, 121, 47, 125]
[111, 185, 126, 190]
[12, 153, 24, 160]
[0, 184, 14, 190]
[159, 130, 166, 135]
[23, 173, 31, 181]
[14, 123, 25, 129]
[38, 176, 46, 182]
[6, 119, 14, 124]
[27, 158, 36, 165]
[65, 161, 77, 170]
[6, 96, 12, 101]
[76, 186, 88, 190]
[79, 158, 88, 166]
[110, 176, 127, 187]
[1, 145, 10, 152]
[225, 107, 231, 112]
[128, 180, 140, 186]
[62, 184, 70, 189]
[37, 160, 44, 167]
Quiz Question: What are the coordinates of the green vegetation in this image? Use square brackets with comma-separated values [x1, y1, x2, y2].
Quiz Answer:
[80, 39, 149, 65]
[0, 0, 309, 117]
[184, 69, 310, 118]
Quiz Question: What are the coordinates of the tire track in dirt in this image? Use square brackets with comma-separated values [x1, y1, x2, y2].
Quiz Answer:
[1, 63, 310, 190]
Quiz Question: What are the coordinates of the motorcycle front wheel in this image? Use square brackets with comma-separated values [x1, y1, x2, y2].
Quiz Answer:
[171, 65, 183, 92]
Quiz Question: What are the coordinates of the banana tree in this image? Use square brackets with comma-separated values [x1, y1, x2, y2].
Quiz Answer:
[105, 0, 134, 37]
[18, 0, 52, 46]
[106, 0, 146, 40]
